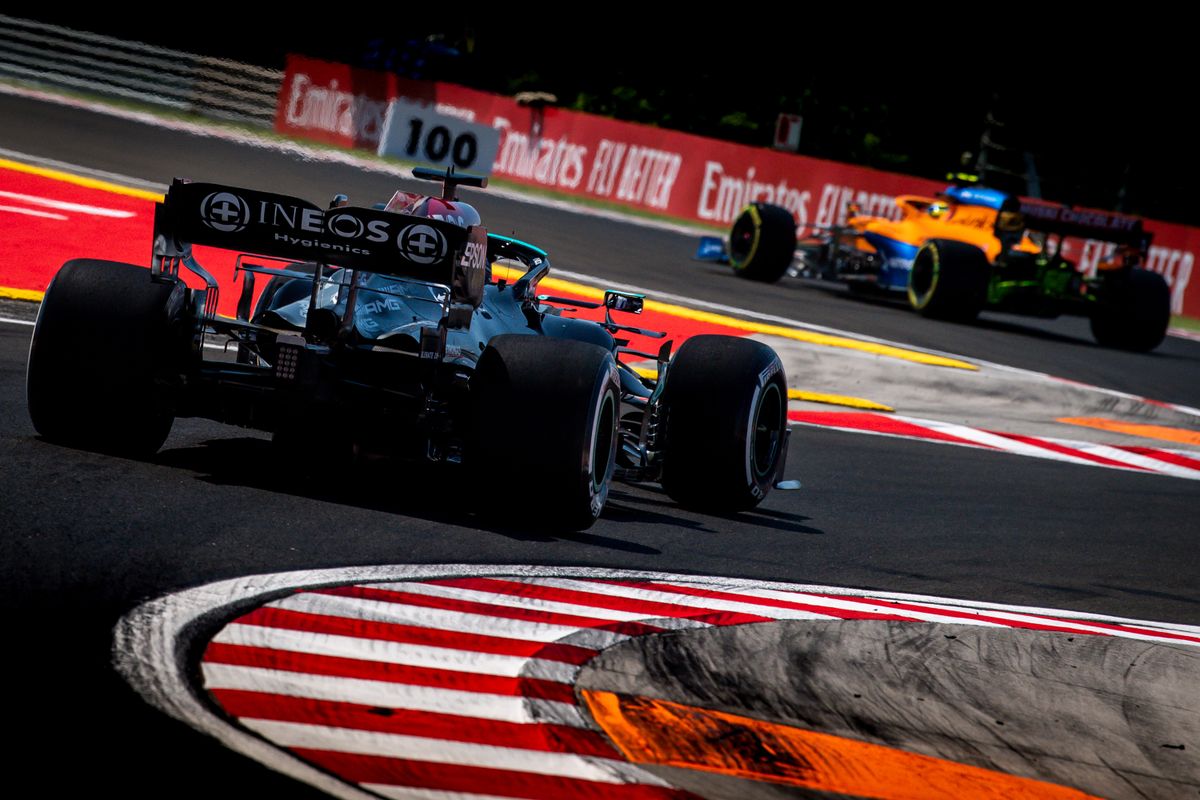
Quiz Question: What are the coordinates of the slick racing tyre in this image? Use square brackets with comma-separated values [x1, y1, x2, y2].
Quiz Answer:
[907, 238, 990, 321]
[1089, 268, 1171, 352]
[729, 202, 797, 283]
[27, 259, 188, 457]
[661, 335, 788, 511]
[471, 335, 619, 531]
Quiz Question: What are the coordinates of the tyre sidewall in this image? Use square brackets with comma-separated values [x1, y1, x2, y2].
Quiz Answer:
[470, 335, 619, 529]
[581, 358, 620, 521]
[907, 241, 942, 312]
[662, 335, 788, 510]
[742, 369, 787, 501]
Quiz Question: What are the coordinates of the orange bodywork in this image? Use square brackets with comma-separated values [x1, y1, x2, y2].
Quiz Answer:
[847, 195, 1040, 260]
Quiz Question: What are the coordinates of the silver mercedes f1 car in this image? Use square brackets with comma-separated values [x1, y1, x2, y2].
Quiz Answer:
[27, 168, 791, 530]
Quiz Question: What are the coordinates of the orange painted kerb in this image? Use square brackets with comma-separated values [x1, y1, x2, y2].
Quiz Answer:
[1057, 417, 1200, 447]
[581, 690, 1100, 800]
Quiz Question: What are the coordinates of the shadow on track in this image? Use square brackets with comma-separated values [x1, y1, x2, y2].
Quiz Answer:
[815, 283, 1102, 346]
[151, 435, 807, 552]
[801, 279, 1199, 359]
[1092, 583, 1200, 607]
[608, 485, 825, 536]
[151, 436, 822, 546]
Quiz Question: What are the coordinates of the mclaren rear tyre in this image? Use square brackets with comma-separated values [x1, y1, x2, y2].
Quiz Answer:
[27, 259, 187, 457]
[661, 335, 788, 512]
[907, 239, 990, 321]
[471, 335, 619, 531]
[1089, 268, 1171, 352]
[729, 202, 797, 283]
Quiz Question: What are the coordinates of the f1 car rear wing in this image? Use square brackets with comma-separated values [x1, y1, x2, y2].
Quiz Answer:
[151, 179, 488, 316]
[1013, 200, 1152, 250]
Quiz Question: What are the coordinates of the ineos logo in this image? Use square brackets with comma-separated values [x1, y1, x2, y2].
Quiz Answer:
[200, 192, 250, 233]
[327, 212, 365, 239]
[399, 224, 447, 265]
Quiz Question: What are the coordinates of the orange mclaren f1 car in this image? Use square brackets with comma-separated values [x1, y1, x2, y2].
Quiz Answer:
[697, 185, 1171, 351]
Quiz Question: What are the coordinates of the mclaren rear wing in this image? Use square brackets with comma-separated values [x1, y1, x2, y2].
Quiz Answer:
[1015, 200, 1152, 251]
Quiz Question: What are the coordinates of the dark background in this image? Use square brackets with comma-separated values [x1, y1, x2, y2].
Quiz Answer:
[2, 42, 1200, 797]
[17, 12, 1200, 224]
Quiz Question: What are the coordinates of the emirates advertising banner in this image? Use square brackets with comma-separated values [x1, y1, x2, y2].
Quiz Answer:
[277, 55, 1197, 317]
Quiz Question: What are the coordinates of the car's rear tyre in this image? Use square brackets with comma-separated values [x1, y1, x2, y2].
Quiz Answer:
[907, 239, 990, 320]
[661, 335, 788, 511]
[729, 202, 797, 283]
[1090, 268, 1171, 352]
[471, 334, 619, 531]
[27, 259, 187, 457]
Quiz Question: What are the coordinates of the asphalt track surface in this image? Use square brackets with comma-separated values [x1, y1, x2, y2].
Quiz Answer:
[2, 92, 1199, 797]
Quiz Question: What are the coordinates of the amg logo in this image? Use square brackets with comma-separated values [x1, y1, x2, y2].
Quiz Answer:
[360, 298, 404, 314]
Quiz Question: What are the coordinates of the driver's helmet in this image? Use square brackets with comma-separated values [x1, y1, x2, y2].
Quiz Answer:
[384, 191, 481, 228]
[927, 201, 949, 219]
